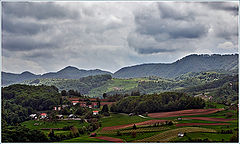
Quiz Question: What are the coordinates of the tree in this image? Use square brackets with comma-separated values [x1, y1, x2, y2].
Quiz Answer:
[101, 104, 109, 113]
[103, 93, 107, 99]
[133, 124, 137, 129]
[61, 90, 67, 96]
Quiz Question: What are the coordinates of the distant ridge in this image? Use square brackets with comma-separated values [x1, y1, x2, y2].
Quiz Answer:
[113, 54, 238, 78]
[2, 54, 238, 86]
[2, 66, 112, 86]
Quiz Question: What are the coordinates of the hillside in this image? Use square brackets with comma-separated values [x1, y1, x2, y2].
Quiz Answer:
[21, 71, 237, 102]
[113, 54, 238, 78]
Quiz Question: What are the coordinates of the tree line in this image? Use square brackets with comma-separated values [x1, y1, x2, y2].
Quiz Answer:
[110, 92, 205, 114]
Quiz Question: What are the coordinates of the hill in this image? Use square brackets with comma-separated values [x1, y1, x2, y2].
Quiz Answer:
[113, 54, 238, 78]
[2, 66, 112, 86]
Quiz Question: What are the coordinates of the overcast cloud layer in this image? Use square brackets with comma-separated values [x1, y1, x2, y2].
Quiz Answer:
[2, 2, 239, 74]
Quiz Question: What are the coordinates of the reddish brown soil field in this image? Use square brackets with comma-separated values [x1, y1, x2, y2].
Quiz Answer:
[100, 102, 115, 106]
[176, 123, 230, 127]
[148, 109, 224, 118]
[102, 120, 167, 131]
[185, 117, 235, 122]
[95, 136, 124, 142]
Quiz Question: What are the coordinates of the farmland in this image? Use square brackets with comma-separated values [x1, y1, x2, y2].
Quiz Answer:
[2, 79, 238, 143]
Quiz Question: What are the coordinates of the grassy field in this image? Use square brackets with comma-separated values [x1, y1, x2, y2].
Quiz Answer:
[89, 78, 140, 97]
[172, 132, 233, 142]
[100, 113, 148, 127]
[22, 120, 89, 130]
[61, 135, 108, 142]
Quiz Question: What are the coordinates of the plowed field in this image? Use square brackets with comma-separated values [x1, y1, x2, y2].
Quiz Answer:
[101, 120, 167, 131]
[148, 109, 224, 118]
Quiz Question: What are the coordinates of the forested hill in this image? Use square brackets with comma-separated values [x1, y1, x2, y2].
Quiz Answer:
[113, 54, 238, 78]
[2, 54, 238, 86]
[2, 66, 112, 86]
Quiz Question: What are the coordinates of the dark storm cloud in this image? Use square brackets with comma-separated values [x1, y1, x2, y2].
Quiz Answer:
[3, 17, 48, 35]
[204, 2, 239, 15]
[134, 7, 208, 39]
[3, 36, 56, 51]
[2, 2, 79, 20]
[129, 3, 210, 55]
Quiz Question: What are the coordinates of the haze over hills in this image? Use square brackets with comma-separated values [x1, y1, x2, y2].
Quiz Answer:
[2, 54, 238, 86]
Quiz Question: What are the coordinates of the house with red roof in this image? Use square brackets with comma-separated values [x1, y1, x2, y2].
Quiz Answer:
[40, 113, 47, 119]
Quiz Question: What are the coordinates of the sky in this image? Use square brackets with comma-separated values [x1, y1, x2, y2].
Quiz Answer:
[2, 1, 239, 74]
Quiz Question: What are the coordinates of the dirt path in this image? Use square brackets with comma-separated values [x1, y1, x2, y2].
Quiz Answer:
[148, 109, 224, 118]
[95, 136, 124, 142]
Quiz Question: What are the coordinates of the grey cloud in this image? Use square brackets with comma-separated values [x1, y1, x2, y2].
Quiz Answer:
[137, 47, 176, 54]
[2, 2, 79, 20]
[158, 3, 195, 21]
[3, 36, 56, 51]
[2, 2, 238, 74]
[3, 17, 48, 35]
[25, 51, 53, 59]
[204, 2, 238, 15]
[134, 10, 208, 39]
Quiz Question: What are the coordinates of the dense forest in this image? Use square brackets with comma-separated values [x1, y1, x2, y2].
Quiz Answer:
[2, 84, 61, 125]
[110, 92, 205, 114]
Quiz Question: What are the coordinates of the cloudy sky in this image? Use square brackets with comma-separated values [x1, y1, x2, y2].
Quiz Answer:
[2, 2, 239, 74]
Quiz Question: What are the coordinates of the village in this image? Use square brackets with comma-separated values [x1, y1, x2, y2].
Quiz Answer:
[29, 97, 115, 121]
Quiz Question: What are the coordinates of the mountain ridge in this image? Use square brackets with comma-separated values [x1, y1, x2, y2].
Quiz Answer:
[2, 54, 238, 86]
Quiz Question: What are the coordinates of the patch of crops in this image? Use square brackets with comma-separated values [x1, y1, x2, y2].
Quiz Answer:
[136, 127, 216, 142]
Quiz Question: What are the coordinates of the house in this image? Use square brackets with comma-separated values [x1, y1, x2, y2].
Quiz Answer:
[72, 101, 79, 105]
[79, 102, 87, 107]
[53, 106, 61, 111]
[178, 133, 184, 137]
[129, 113, 134, 116]
[68, 114, 76, 118]
[30, 114, 37, 119]
[56, 115, 64, 119]
[88, 105, 93, 109]
[93, 111, 99, 115]
[40, 113, 47, 119]
[91, 102, 99, 108]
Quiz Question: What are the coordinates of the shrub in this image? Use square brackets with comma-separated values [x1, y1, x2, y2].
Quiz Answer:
[133, 124, 137, 129]
[131, 132, 137, 138]
[117, 130, 122, 136]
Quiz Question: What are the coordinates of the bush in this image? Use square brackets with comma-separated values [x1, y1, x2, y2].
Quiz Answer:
[133, 124, 137, 129]
[117, 130, 122, 136]
[131, 132, 137, 138]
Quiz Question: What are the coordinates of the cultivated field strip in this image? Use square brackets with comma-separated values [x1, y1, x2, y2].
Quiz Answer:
[148, 108, 224, 118]
[184, 117, 236, 122]
[99, 126, 169, 134]
[101, 120, 167, 131]
[135, 127, 216, 142]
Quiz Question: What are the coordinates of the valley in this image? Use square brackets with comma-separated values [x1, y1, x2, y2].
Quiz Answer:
[1, 54, 239, 143]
